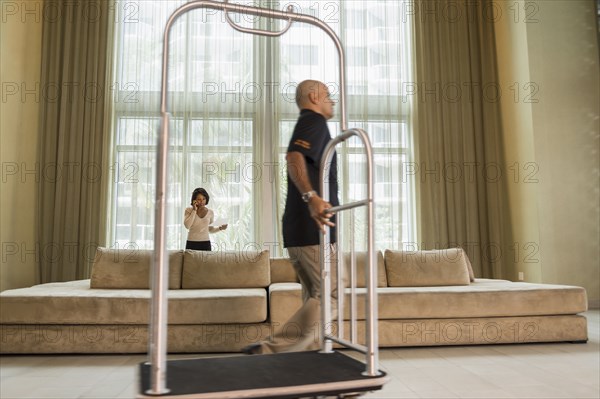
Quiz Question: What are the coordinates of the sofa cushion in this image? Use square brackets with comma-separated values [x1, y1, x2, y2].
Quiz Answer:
[268, 279, 588, 324]
[182, 250, 270, 289]
[270, 252, 387, 287]
[0, 280, 267, 324]
[268, 283, 302, 327]
[90, 248, 183, 289]
[385, 248, 471, 287]
[343, 250, 387, 288]
[463, 251, 475, 282]
[270, 258, 299, 283]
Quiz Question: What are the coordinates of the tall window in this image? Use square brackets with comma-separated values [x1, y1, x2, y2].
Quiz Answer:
[108, 0, 414, 253]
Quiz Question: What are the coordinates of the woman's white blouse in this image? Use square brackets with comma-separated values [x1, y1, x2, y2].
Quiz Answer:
[183, 208, 219, 241]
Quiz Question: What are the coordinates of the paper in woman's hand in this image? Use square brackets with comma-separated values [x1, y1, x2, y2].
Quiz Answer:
[213, 218, 228, 226]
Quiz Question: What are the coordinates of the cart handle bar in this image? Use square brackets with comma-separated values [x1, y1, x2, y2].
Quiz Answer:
[224, 0, 295, 37]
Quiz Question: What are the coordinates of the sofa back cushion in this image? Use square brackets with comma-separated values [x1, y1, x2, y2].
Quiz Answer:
[343, 250, 387, 288]
[182, 250, 270, 288]
[270, 258, 299, 283]
[385, 248, 471, 287]
[269, 251, 386, 287]
[90, 247, 183, 289]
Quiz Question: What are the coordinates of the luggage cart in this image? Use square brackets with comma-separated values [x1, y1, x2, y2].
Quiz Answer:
[139, 1, 388, 397]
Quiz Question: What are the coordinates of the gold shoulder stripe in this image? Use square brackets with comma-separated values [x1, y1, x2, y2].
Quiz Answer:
[293, 139, 311, 149]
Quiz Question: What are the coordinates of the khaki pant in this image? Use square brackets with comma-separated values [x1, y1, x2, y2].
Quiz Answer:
[257, 244, 343, 354]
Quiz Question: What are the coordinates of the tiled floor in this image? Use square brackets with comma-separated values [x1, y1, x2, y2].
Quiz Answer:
[1, 311, 598, 399]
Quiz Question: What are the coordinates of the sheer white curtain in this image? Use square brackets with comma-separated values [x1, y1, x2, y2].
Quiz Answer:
[110, 1, 255, 251]
[108, 0, 413, 253]
[274, 1, 414, 251]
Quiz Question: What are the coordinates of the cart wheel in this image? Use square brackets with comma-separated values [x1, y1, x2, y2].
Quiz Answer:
[337, 393, 364, 398]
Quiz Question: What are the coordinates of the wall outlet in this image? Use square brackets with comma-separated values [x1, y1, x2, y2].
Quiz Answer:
[518, 272, 524, 281]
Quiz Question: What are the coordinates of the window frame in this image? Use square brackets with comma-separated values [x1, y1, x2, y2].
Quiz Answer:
[107, 0, 416, 253]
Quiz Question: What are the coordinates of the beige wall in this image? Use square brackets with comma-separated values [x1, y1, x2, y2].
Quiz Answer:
[494, 0, 600, 307]
[0, 1, 44, 291]
[1, 1, 598, 308]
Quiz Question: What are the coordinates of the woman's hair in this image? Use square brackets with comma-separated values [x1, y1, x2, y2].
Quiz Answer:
[190, 187, 210, 205]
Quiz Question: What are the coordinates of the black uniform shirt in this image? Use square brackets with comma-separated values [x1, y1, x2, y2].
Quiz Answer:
[282, 109, 339, 247]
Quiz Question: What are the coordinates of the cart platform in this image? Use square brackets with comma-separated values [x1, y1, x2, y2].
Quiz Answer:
[139, 350, 388, 398]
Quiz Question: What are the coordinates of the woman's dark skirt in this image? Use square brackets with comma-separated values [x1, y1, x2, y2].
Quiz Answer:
[185, 240, 212, 251]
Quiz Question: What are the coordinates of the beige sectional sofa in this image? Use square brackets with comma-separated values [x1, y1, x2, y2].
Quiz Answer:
[0, 247, 588, 354]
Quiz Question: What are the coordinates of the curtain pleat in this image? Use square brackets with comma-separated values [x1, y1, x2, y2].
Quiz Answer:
[37, 0, 110, 282]
[412, 0, 510, 278]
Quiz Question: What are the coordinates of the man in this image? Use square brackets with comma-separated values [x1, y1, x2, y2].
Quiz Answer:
[243, 80, 340, 354]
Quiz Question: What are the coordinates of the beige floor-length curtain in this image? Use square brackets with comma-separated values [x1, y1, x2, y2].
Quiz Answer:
[37, 0, 111, 282]
[412, 0, 510, 278]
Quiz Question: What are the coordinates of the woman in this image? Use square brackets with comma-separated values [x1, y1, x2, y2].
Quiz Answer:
[184, 188, 227, 251]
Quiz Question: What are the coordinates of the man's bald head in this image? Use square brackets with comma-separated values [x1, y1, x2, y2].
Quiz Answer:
[294, 80, 335, 119]
[295, 80, 324, 108]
